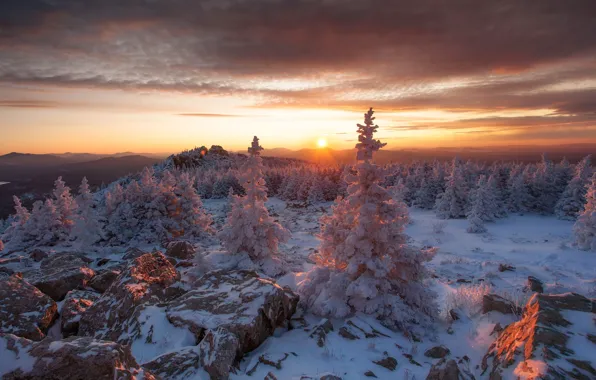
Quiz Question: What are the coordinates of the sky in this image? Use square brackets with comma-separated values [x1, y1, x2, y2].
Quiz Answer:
[1, 0, 596, 154]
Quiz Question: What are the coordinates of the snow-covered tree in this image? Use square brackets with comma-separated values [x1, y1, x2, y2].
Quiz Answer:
[435, 158, 469, 219]
[507, 165, 529, 213]
[1, 196, 30, 246]
[466, 175, 498, 233]
[172, 172, 213, 238]
[299, 108, 437, 334]
[71, 177, 103, 248]
[528, 154, 558, 214]
[555, 155, 592, 220]
[574, 173, 596, 251]
[52, 176, 78, 236]
[219, 136, 290, 273]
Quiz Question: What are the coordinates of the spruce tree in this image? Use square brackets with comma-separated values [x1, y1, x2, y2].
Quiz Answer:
[574, 173, 596, 251]
[555, 155, 592, 220]
[219, 136, 290, 274]
[299, 108, 437, 333]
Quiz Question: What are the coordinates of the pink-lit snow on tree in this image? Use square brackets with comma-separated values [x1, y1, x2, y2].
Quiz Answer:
[299, 108, 437, 334]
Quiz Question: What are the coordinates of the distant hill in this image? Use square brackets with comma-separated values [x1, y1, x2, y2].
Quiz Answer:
[0, 152, 67, 167]
[263, 144, 596, 164]
[0, 155, 161, 219]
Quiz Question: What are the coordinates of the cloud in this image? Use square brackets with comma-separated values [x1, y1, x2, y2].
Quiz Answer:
[0, 0, 595, 139]
[0, 100, 60, 108]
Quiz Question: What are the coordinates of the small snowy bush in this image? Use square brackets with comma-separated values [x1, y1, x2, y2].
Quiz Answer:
[432, 221, 447, 235]
[444, 283, 492, 319]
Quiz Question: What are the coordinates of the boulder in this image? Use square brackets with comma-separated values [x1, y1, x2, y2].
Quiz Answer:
[424, 346, 451, 359]
[527, 276, 544, 293]
[87, 269, 120, 293]
[61, 290, 99, 337]
[28, 252, 95, 301]
[482, 294, 519, 315]
[123, 247, 148, 261]
[79, 252, 180, 341]
[426, 358, 473, 380]
[373, 356, 398, 371]
[0, 274, 57, 340]
[165, 240, 196, 260]
[337, 318, 390, 340]
[482, 292, 596, 379]
[28, 249, 48, 262]
[143, 328, 238, 380]
[0, 334, 155, 379]
[166, 270, 298, 355]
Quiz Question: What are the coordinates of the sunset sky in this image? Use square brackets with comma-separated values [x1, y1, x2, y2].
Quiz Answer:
[1, 1, 595, 154]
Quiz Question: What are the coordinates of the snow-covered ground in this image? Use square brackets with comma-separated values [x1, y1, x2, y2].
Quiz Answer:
[197, 199, 595, 380]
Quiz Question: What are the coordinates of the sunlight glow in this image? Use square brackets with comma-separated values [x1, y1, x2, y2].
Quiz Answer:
[317, 138, 328, 148]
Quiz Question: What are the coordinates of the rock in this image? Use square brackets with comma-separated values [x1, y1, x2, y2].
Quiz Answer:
[373, 356, 398, 371]
[29, 252, 96, 301]
[40, 252, 92, 269]
[364, 370, 377, 377]
[319, 375, 342, 380]
[0, 274, 57, 340]
[490, 323, 503, 336]
[482, 294, 519, 315]
[527, 276, 544, 293]
[0, 334, 155, 379]
[165, 240, 196, 260]
[336, 318, 390, 340]
[588, 334, 596, 345]
[87, 269, 120, 293]
[166, 270, 298, 355]
[79, 252, 180, 341]
[143, 328, 238, 380]
[482, 292, 596, 379]
[247, 353, 291, 375]
[123, 247, 148, 261]
[0, 266, 14, 277]
[60, 290, 99, 337]
[426, 359, 468, 380]
[310, 319, 333, 347]
[95, 258, 111, 267]
[265, 372, 278, 380]
[424, 346, 451, 359]
[28, 249, 48, 262]
[449, 309, 460, 321]
[498, 263, 515, 272]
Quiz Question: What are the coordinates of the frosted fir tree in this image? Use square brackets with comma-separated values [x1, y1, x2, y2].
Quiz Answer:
[307, 175, 326, 203]
[172, 172, 213, 238]
[555, 155, 592, 220]
[573, 173, 596, 251]
[219, 136, 291, 274]
[26, 199, 62, 246]
[71, 177, 103, 249]
[52, 176, 78, 237]
[435, 158, 469, 219]
[466, 175, 497, 233]
[299, 108, 437, 334]
[507, 165, 529, 213]
[0, 196, 30, 247]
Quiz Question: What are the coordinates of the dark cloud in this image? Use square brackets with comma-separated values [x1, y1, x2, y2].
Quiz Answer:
[1, 0, 596, 134]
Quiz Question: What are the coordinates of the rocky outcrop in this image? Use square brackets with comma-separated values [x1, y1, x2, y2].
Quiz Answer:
[426, 358, 473, 380]
[527, 276, 544, 293]
[425, 346, 451, 359]
[143, 328, 238, 380]
[482, 292, 596, 379]
[88, 269, 120, 293]
[28, 252, 95, 301]
[79, 252, 180, 341]
[61, 290, 99, 337]
[166, 270, 299, 355]
[337, 318, 390, 340]
[28, 249, 48, 262]
[309, 319, 333, 347]
[165, 240, 196, 260]
[482, 294, 520, 315]
[0, 334, 155, 379]
[0, 274, 57, 340]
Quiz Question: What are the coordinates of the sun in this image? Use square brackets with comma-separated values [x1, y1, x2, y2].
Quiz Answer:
[317, 137, 328, 148]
